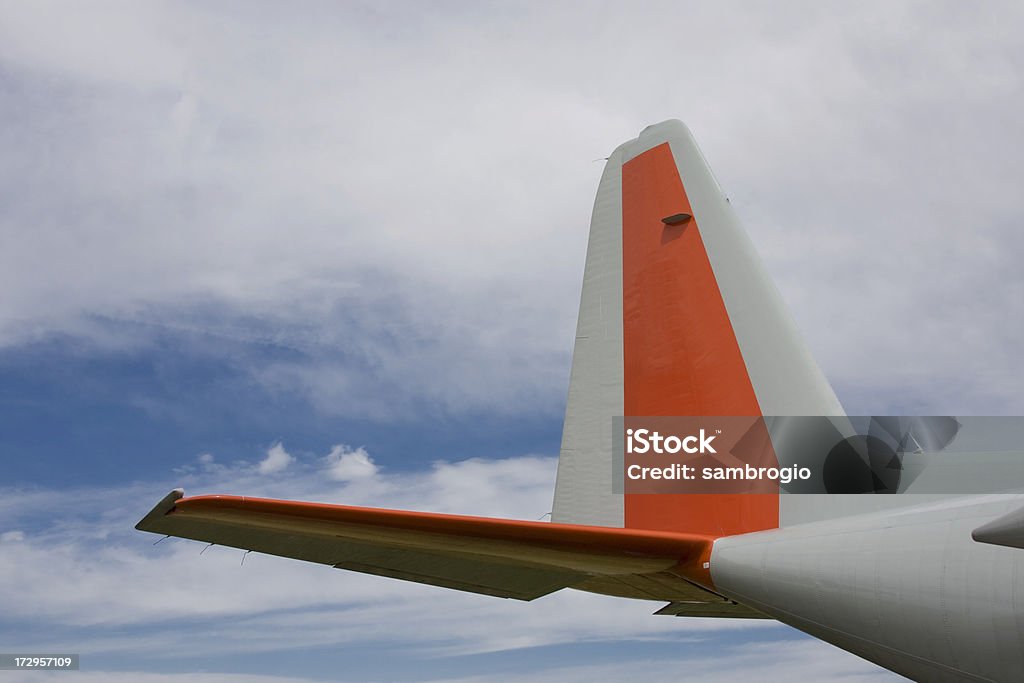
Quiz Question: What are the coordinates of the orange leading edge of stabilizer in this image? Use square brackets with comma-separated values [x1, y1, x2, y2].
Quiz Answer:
[136, 491, 717, 590]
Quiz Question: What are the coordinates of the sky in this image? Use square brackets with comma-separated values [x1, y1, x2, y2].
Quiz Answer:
[1, 0, 1023, 680]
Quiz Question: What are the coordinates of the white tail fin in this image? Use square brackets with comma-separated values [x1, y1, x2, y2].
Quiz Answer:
[552, 120, 844, 535]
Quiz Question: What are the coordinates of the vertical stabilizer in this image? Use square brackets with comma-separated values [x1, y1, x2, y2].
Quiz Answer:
[552, 120, 844, 534]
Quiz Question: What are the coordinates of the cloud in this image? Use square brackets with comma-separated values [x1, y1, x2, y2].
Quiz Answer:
[8, 639, 899, 683]
[13, 674, 325, 683]
[257, 442, 294, 474]
[423, 639, 898, 683]
[0, 3, 1021, 419]
[324, 444, 377, 481]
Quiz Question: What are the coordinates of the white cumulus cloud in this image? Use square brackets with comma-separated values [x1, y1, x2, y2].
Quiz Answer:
[324, 444, 378, 482]
[258, 442, 294, 474]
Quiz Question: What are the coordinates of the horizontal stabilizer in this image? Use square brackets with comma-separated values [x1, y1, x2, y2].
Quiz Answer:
[654, 600, 769, 619]
[972, 505, 1024, 550]
[137, 490, 716, 602]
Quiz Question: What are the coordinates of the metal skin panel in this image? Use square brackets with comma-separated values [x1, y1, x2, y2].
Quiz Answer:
[974, 504, 1024, 549]
[552, 146, 626, 527]
[710, 494, 1024, 682]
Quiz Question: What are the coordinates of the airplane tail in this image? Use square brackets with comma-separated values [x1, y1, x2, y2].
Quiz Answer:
[552, 120, 845, 537]
[137, 120, 848, 618]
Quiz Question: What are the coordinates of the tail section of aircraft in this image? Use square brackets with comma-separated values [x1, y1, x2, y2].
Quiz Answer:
[552, 120, 844, 536]
[137, 120, 1024, 682]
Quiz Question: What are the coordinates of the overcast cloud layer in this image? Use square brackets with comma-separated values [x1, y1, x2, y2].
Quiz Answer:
[2, 1, 1023, 418]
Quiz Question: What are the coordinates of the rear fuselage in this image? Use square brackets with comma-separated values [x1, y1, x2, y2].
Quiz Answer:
[712, 494, 1024, 682]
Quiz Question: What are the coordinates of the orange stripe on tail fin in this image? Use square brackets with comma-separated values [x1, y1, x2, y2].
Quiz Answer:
[621, 142, 777, 536]
[553, 120, 845, 535]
